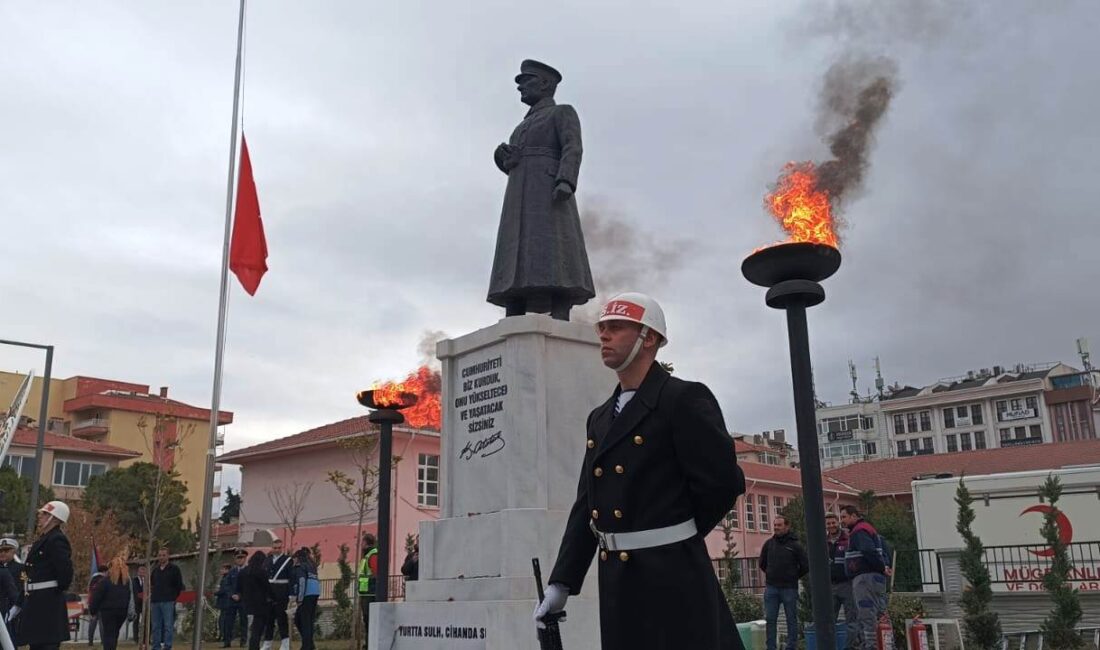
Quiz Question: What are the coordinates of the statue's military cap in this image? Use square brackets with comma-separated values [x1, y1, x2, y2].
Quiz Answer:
[515, 59, 562, 84]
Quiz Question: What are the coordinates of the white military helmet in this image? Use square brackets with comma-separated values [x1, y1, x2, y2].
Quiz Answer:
[596, 293, 668, 372]
[39, 500, 70, 523]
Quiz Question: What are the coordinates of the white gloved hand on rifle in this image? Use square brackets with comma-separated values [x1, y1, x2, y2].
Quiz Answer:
[532, 583, 569, 630]
[6, 605, 18, 622]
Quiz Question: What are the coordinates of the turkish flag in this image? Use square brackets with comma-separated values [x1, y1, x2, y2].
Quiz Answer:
[229, 134, 268, 295]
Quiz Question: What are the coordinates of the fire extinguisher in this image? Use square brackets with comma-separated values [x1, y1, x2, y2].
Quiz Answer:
[876, 613, 895, 650]
[907, 618, 930, 650]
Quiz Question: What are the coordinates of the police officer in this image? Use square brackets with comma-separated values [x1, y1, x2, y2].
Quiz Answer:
[262, 538, 292, 650]
[534, 293, 746, 649]
[15, 500, 74, 650]
[0, 537, 25, 622]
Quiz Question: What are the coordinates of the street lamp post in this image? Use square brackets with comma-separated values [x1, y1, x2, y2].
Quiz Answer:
[0, 339, 55, 534]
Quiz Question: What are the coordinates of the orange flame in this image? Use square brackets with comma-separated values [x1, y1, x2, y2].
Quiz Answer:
[762, 161, 839, 249]
[371, 366, 442, 430]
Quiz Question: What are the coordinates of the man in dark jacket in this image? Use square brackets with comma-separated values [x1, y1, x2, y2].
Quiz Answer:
[536, 293, 746, 648]
[215, 563, 238, 648]
[86, 564, 107, 644]
[840, 505, 889, 650]
[14, 500, 74, 650]
[150, 547, 184, 650]
[759, 515, 808, 650]
[826, 513, 857, 649]
[262, 539, 293, 650]
[487, 59, 595, 320]
[131, 565, 146, 649]
[230, 551, 248, 647]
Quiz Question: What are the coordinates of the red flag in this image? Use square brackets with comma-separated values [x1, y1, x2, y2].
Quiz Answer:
[229, 134, 268, 295]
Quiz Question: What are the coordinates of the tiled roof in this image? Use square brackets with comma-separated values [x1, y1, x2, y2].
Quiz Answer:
[824, 439, 1100, 497]
[742, 460, 859, 495]
[882, 386, 921, 400]
[11, 427, 141, 459]
[216, 416, 434, 463]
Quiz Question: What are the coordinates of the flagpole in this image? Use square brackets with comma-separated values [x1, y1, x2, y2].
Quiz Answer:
[193, 0, 247, 646]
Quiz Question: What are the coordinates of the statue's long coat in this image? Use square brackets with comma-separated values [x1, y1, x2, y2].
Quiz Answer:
[549, 363, 747, 649]
[487, 97, 595, 307]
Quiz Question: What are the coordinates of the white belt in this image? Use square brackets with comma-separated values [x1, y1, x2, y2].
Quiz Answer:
[589, 518, 697, 552]
[270, 579, 289, 584]
[27, 580, 58, 591]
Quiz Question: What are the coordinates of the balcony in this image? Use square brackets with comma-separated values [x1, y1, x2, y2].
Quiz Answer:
[71, 418, 109, 437]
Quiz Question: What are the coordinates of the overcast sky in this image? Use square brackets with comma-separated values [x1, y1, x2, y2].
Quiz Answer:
[3, 1, 1098, 494]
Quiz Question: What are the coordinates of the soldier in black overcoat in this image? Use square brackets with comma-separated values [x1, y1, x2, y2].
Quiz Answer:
[14, 501, 74, 650]
[535, 293, 747, 649]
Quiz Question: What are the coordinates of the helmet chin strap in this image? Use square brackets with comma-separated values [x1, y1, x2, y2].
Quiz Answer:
[613, 326, 650, 373]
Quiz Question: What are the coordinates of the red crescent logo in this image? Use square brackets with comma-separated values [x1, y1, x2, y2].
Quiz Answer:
[1019, 505, 1073, 557]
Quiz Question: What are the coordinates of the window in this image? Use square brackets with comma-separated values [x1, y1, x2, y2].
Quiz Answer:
[861, 416, 875, 430]
[1026, 396, 1038, 411]
[774, 496, 784, 515]
[846, 443, 863, 455]
[946, 434, 958, 453]
[906, 413, 918, 433]
[975, 431, 986, 449]
[1014, 426, 1026, 439]
[745, 494, 756, 531]
[923, 437, 934, 452]
[759, 495, 770, 532]
[996, 400, 1008, 420]
[2, 455, 36, 480]
[1029, 424, 1042, 439]
[866, 441, 878, 456]
[52, 460, 106, 487]
[943, 409, 955, 429]
[417, 453, 440, 507]
[960, 432, 972, 451]
[1010, 398, 1022, 410]
[919, 411, 931, 432]
[970, 405, 984, 425]
[896, 440, 907, 455]
[893, 414, 905, 434]
[1000, 428, 1011, 442]
[725, 504, 740, 530]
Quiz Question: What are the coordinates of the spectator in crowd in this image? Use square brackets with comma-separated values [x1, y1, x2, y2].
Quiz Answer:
[88, 557, 133, 650]
[826, 512, 857, 648]
[131, 565, 146, 650]
[400, 540, 419, 582]
[759, 515, 808, 650]
[238, 552, 273, 650]
[291, 548, 320, 650]
[231, 551, 248, 647]
[150, 548, 183, 650]
[840, 505, 890, 650]
[87, 564, 107, 645]
[215, 564, 236, 648]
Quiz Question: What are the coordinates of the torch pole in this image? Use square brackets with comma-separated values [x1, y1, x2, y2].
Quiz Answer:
[784, 299, 836, 648]
[369, 409, 400, 603]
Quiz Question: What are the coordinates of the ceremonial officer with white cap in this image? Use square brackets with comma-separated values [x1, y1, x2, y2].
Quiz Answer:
[535, 293, 747, 649]
[15, 500, 74, 650]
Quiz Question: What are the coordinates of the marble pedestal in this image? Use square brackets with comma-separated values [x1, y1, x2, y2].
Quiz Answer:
[368, 315, 613, 649]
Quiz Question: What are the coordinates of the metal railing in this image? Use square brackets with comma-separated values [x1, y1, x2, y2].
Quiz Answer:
[984, 541, 1100, 585]
[318, 575, 406, 601]
[71, 418, 109, 431]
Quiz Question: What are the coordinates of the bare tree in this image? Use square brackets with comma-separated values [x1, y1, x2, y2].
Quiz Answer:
[326, 431, 381, 650]
[268, 481, 314, 550]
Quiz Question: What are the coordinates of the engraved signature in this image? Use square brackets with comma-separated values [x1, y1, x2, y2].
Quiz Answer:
[459, 431, 506, 460]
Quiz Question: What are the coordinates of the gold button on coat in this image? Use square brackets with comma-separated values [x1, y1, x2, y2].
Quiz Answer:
[587, 439, 595, 449]
[594, 467, 603, 477]
[591, 509, 599, 519]
[614, 509, 623, 519]
[619, 552, 630, 562]
[633, 435, 644, 445]
[615, 465, 624, 474]
[600, 551, 608, 561]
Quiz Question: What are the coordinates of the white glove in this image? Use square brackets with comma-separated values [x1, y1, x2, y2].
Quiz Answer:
[532, 583, 569, 630]
[6, 606, 19, 621]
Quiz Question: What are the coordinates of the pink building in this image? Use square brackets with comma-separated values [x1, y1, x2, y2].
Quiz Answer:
[217, 417, 441, 578]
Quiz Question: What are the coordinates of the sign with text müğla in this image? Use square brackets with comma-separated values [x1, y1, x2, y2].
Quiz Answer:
[453, 355, 510, 463]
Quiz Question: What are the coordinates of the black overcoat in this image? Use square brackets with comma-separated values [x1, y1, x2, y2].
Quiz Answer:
[549, 363, 746, 649]
[487, 97, 595, 307]
[14, 526, 73, 646]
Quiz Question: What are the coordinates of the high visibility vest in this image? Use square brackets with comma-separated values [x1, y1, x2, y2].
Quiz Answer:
[358, 548, 378, 595]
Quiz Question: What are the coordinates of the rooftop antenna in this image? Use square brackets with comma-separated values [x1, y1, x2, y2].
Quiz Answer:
[849, 359, 860, 403]
[1078, 338, 1095, 385]
[874, 356, 885, 399]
